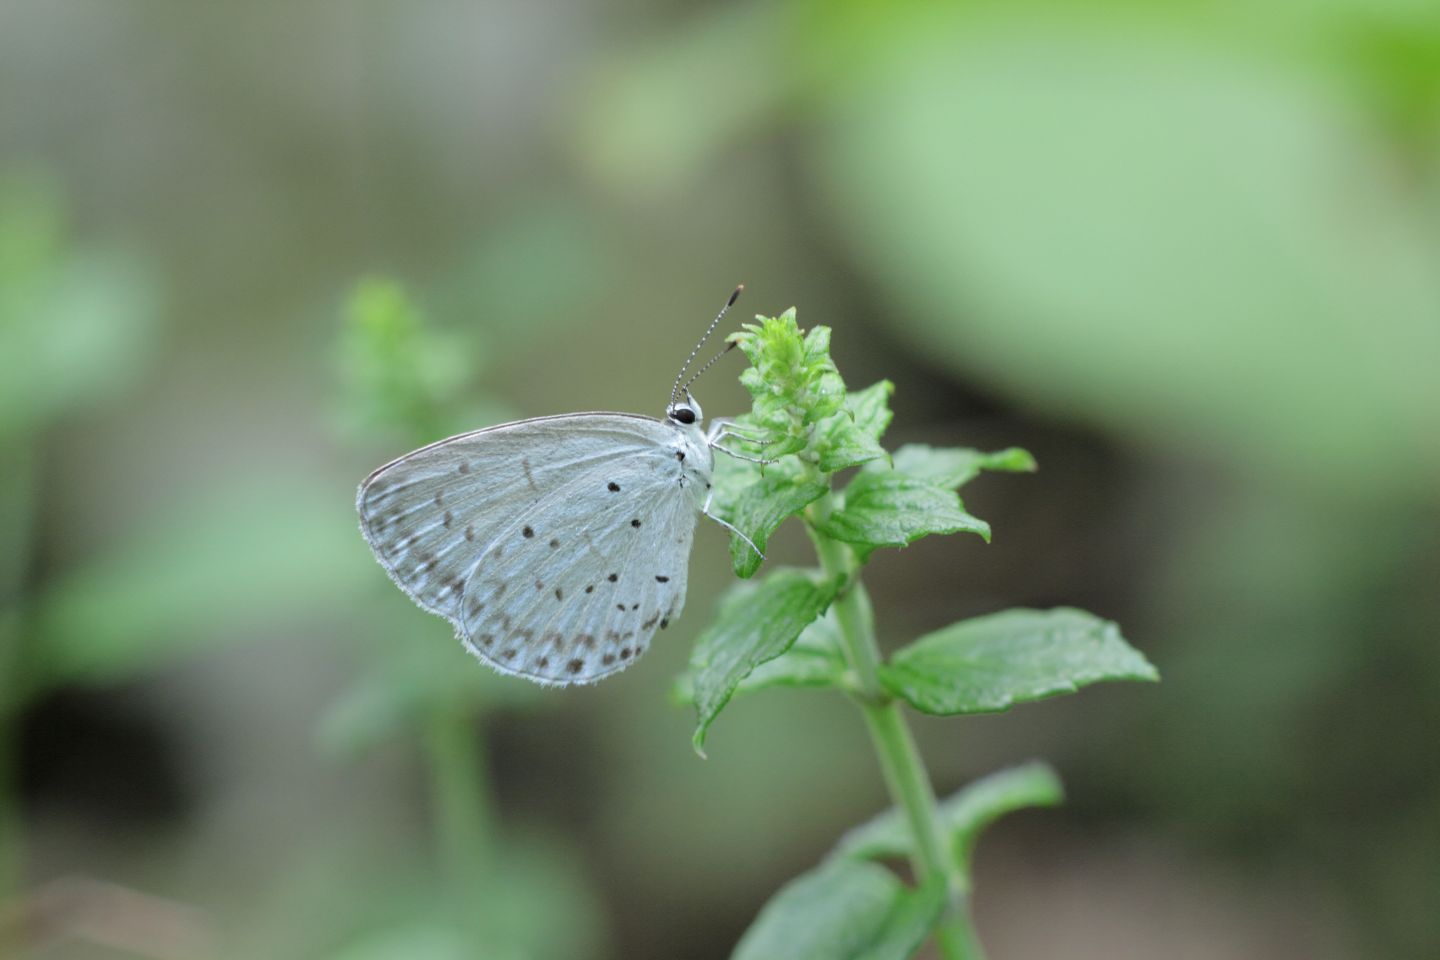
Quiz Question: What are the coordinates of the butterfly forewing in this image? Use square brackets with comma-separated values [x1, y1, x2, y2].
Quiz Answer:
[358, 413, 672, 620]
[357, 412, 701, 685]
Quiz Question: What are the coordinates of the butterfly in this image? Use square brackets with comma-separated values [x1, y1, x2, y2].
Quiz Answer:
[356, 287, 766, 686]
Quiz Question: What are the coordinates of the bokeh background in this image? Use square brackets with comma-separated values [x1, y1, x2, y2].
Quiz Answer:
[2, 1, 1438, 958]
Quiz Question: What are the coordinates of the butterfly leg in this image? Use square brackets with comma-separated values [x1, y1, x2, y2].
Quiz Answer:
[701, 488, 765, 560]
[707, 419, 782, 465]
[711, 444, 782, 465]
[708, 418, 769, 444]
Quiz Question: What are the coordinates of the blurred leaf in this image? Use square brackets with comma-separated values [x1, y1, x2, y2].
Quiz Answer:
[874, 444, 1035, 490]
[673, 609, 848, 705]
[688, 568, 839, 755]
[0, 172, 160, 442]
[330, 924, 466, 960]
[879, 608, 1158, 717]
[316, 627, 539, 759]
[576, 1, 793, 196]
[249, 832, 600, 960]
[335, 278, 477, 443]
[817, 13, 1440, 500]
[28, 483, 375, 693]
[437, 199, 609, 351]
[814, 472, 990, 553]
[835, 761, 1064, 877]
[732, 859, 944, 960]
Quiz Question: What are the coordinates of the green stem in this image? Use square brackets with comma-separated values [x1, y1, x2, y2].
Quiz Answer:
[809, 516, 985, 960]
[423, 705, 495, 932]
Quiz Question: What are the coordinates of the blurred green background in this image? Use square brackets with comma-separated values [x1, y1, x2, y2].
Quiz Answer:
[2, 1, 1437, 958]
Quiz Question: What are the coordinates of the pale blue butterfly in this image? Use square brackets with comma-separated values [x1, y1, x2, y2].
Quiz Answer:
[356, 287, 765, 685]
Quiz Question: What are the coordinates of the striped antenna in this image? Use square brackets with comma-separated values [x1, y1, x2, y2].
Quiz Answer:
[680, 340, 737, 397]
[672, 284, 743, 404]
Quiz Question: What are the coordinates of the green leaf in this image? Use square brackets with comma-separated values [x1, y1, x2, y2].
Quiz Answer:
[335, 278, 476, 443]
[814, 472, 991, 551]
[846, 380, 896, 441]
[816, 418, 888, 474]
[672, 610, 848, 706]
[732, 859, 944, 960]
[689, 569, 840, 754]
[0, 173, 160, 443]
[835, 762, 1064, 876]
[878, 444, 1035, 490]
[724, 473, 829, 579]
[812, 380, 895, 474]
[879, 608, 1158, 716]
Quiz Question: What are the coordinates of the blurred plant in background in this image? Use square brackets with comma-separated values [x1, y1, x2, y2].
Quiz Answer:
[2, 0, 1437, 956]
[0, 172, 162, 949]
[324, 278, 600, 959]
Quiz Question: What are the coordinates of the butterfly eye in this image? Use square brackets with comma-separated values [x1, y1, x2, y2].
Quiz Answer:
[671, 406, 697, 425]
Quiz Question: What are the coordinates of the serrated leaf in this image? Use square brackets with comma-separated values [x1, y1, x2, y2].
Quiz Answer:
[846, 380, 895, 440]
[877, 444, 1035, 490]
[816, 379, 895, 472]
[816, 418, 889, 473]
[732, 859, 944, 960]
[835, 762, 1064, 874]
[672, 611, 848, 706]
[879, 608, 1158, 716]
[689, 569, 840, 754]
[724, 474, 829, 578]
[814, 472, 991, 550]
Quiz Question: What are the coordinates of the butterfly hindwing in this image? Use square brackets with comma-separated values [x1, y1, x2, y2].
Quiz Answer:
[357, 413, 679, 621]
[459, 460, 696, 684]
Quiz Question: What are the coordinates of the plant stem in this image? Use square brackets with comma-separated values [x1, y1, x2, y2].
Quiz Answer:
[810, 519, 986, 960]
[423, 705, 495, 933]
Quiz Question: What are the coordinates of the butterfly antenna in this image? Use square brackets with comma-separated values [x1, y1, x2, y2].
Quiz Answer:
[680, 340, 738, 396]
[672, 284, 743, 404]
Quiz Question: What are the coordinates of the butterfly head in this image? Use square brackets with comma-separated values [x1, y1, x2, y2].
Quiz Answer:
[666, 393, 703, 427]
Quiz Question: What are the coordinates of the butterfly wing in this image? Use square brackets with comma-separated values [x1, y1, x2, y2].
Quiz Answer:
[357, 413, 699, 684]
[458, 456, 697, 684]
